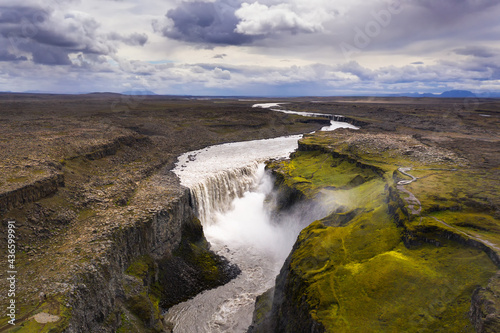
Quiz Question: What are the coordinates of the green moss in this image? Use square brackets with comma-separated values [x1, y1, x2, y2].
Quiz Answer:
[77, 208, 96, 221]
[116, 310, 147, 333]
[434, 211, 500, 234]
[172, 217, 224, 283]
[7, 176, 28, 183]
[150, 281, 164, 303]
[126, 294, 154, 324]
[270, 150, 380, 199]
[121, 261, 163, 333]
[320, 242, 494, 332]
[126, 255, 154, 280]
[273, 131, 499, 332]
[116, 313, 131, 333]
[291, 204, 497, 332]
[174, 235, 221, 283]
[250, 288, 275, 331]
[4, 296, 72, 333]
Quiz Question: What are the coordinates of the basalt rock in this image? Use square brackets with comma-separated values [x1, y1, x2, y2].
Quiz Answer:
[64, 188, 239, 332]
[0, 173, 64, 212]
[471, 271, 500, 333]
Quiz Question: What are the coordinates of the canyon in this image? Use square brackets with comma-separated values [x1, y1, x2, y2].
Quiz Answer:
[0, 94, 499, 332]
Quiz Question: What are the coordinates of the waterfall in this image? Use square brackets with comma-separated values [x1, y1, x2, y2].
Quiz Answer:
[173, 135, 302, 225]
[167, 163, 304, 332]
[189, 162, 261, 225]
[168, 108, 359, 332]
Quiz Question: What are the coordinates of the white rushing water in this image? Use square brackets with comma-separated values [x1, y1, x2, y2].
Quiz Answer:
[166, 104, 357, 332]
[174, 135, 301, 225]
[167, 165, 306, 332]
[253, 102, 358, 130]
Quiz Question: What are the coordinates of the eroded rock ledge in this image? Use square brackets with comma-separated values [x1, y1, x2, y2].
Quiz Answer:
[66, 186, 239, 332]
[0, 173, 64, 211]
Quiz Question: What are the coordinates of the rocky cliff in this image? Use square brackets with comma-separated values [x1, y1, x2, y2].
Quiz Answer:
[0, 96, 329, 332]
[250, 129, 500, 332]
[65, 185, 238, 332]
[0, 173, 64, 212]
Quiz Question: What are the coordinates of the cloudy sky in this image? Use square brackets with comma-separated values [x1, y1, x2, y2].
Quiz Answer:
[1, 0, 499, 96]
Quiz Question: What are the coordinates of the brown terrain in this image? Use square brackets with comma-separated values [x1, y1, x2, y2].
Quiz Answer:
[0, 93, 328, 332]
[0, 93, 499, 332]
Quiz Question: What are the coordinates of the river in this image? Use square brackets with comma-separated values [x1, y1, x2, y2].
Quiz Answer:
[165, 105, 357, 332]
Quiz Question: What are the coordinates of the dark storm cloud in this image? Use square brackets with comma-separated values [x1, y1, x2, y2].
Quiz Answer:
[156, 0, 253, 45]
[108, 32, 148, 46]
[399, 0, 500, 35]
[454, 46, 496, 58]
[0, 50, 27, 61]
[0, 4, 148, 65]
[0, 5, 48, 24]
[0, 5, 104, 65]
[31, 44, 72, 65]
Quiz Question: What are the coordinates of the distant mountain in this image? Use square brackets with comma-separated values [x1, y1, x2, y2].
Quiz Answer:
[122, 90, 157, 96]
[439, 90, 476, 98]
[23, 90, 61, 94]
[386, 90, 479, 98]
[395, 92, 438, 98]
[475, 92, 500, 98]
[86, 92, 123, 96]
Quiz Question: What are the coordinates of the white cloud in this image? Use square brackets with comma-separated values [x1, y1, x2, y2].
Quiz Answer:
[0, 0, 500, 95]
[234, 2, 327, 36]
[213, 67, 231, 80]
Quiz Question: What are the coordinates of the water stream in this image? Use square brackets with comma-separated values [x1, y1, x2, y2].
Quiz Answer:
[166, 105, 357, 332]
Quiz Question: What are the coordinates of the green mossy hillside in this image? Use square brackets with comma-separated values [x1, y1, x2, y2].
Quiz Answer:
[292, 219, 496, 332]
[2, 296, 72, 333]
[266, 131, 499, 332]
[268, 150, 381, 200]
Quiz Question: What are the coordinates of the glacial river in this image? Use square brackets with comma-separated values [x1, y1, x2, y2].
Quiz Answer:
[165, 105, 357, 332]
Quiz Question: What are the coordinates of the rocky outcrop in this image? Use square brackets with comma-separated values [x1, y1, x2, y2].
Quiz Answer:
[248, 288, 274, 332]
[158, 216, 240, 309]
[53, 134, 151, 162]
[81, 135, 151, 161]
[471, 272, 500, 333]
[297, 141, 385, 178]
[0, 135, 152, 214]
[250, 133, 500, 333]
[64, 187, 238, 332]
[266, 166, 306, 211]
[0, 173, 64, 212]
[249, 249, 325, 333]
